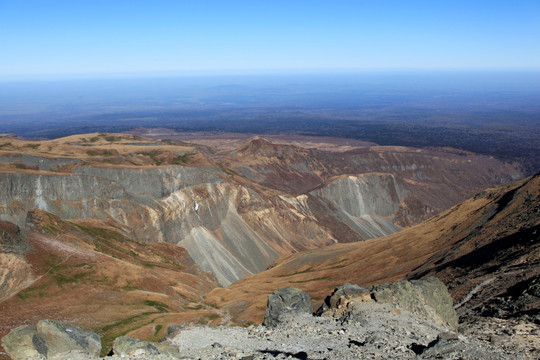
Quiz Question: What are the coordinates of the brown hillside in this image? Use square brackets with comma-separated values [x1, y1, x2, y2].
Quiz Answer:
[206, 174, 540, 325]
[0, 210, 220, 357]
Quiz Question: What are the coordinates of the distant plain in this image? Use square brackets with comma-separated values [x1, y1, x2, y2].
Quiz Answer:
[1, 71, 539, 173]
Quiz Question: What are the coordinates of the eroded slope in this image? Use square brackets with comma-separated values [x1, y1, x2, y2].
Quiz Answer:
[207, 174, 540, 325]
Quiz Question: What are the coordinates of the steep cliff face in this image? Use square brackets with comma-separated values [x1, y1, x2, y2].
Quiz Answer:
[0, 134, 524, 286]
[310, 174, 405, 239]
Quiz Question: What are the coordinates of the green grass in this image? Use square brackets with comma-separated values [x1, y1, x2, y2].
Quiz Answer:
[153, 324, 163, 338]
[17, 282, 50, 300]
[172, 153, 195, 165]
[277, 267, 314, 277]
[24, 143, 40, 149]
[53, 272, 89, 287]
[86, 150, 114, 157]
[0, 142, 12, 148]
[177, 292, 196, 303]
[97, 311, 157, 356]
[143, 300, 170, 312]
[122, 281, 137, 291]
[184, 304, 204, 310]
[139, 151, 164, 165]
[290, 276, 331, 284]
[104, 135, 121, 143]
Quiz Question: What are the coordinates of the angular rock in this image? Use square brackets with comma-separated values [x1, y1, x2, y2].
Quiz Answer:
[371, 277, 458, 330]
[318, 277, 458, 330]
[316, 283, 371, 315]
[36, 320, 101, 358]
[1, 325, 45, 360]
[1, 320, 101, 359]
[113, 336, 180, 358]
[264, 287, 312, 327]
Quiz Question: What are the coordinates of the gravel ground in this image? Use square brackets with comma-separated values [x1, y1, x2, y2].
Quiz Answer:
[43, 302, 538, 360]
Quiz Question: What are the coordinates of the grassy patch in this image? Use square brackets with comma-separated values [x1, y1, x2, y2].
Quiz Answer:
[172, 153, 195, 165]
[17, 282, 50, 300]
[177, 292, 196, 303]
[139, 151, 164, 165]
[97, 311, 157, 356]
[104, 135, 121, 143]
[86, 150, 114, 156]
[24, 143, 40, 149]
[13, 162, 38, 170]
[143, 300, 170, 312]
[122, 280, 137, 291]
[290, 276, 331, 284]
[53, 272, 89, 287]
[184, 304, 203, 310]
[277, 267, 314, 278]
[153, 324, 163, 338]
[75, 223, 129, 243]
[44, 253, 64, 269]
[0, 142, 12, 148]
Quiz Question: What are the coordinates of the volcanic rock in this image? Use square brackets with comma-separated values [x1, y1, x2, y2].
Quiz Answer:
[318, 278, 458, 330]
[263, 287, 312, 327]
[1, 320, 101, 359]
[112, 336, 180, 358]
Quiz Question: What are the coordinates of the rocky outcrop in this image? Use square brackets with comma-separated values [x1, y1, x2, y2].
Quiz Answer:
[112, 336, 180, 358]
[263, 287, 313, 327]
[317, 278, 458, 330]
[1, 320, 101, 359]
[2, 279, 535, 359]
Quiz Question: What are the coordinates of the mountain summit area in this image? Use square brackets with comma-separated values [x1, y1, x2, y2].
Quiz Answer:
[0, 133, 537, 359]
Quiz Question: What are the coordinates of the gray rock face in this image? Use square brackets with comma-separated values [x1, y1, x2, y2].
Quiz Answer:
[113, 336, 180, 358]
[371, 277, 459, 330]
[1, 320, 101, 359]
[263, 287, 313, 327]
[317, 277, 458, 330]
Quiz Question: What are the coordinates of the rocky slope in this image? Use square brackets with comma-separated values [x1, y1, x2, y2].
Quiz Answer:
[0, 134, 522, 286]
[0, 210, 219, 357]
[3, 279, 536, 359]
[0, 134, 536, 359]
[206, 173, 540, 327]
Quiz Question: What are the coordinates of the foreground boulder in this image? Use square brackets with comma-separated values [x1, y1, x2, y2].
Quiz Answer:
[318, 277, 458, 330]
[113, 336, 181, 358]
[1, 320, 101, 359]
[264, 287, 312, 327]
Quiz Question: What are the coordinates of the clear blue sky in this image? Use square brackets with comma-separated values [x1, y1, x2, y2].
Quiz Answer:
[1, 0, 539, 79]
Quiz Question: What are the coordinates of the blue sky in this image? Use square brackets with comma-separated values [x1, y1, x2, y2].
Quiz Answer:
[0, 0, 539, 79]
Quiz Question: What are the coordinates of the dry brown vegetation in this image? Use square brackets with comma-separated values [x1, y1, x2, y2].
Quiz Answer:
[0, 133, 206, 170]
[0, 210, 219, 356]
[206, 174, 540, 325]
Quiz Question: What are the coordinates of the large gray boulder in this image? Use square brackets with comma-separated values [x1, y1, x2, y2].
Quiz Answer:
[371, 277, 458, 330]
[317, 277, 458, 330]
[113, 336, 181, 358]
[264, 287, 312, 327]
[1, 320, 101, 359]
